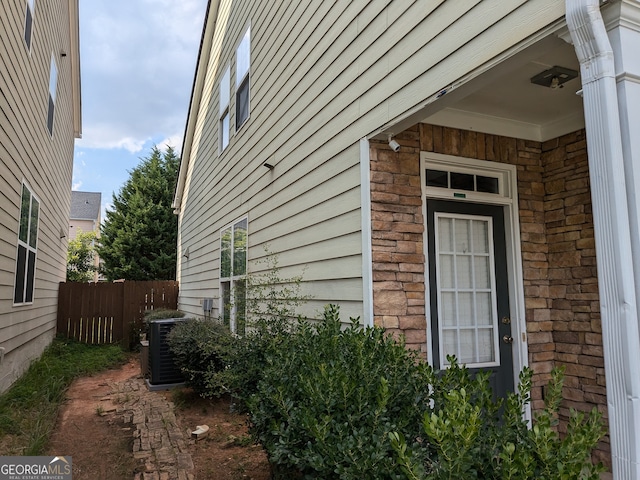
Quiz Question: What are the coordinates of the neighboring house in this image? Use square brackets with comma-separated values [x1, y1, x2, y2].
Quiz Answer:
[0, 0, 81, 392]
[173, 0, 640, 474]
[68, 191, 102, 282]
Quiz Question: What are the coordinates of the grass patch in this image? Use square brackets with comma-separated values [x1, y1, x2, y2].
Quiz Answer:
[0, 337, 125, 455]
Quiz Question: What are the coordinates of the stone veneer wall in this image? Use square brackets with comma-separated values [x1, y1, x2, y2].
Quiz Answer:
[541, 131, 608, 462]
[370, 124, 609, 464]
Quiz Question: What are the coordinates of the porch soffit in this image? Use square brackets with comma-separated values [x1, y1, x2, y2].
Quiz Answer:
[423, 35, 585, 142]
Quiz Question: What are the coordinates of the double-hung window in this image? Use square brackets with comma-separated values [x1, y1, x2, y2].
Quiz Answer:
[14, 184, 39, 305]
[219, 66, 230, 152]
[220, 217, 247, 334]
[235, 26, 250, 129]
[47, 54, 58, 135]
[24, 0, 35, 50]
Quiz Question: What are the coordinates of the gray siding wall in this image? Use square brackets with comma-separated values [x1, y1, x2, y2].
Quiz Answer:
[177, 0, 565, 321]
[0, 0, 78, 391]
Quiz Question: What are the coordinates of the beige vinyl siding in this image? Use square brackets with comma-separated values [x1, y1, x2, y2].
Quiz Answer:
[177, 0, 565, 321]
[69, 219, 96, 240]
[0, 0, 79, 391]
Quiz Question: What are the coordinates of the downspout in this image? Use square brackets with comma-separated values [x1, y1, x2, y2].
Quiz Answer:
[566, 0, 640, 477]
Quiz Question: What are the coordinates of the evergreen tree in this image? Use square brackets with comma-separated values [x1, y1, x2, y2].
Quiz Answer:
[98, 146, 179, 281]
[66, 229, 98, 282]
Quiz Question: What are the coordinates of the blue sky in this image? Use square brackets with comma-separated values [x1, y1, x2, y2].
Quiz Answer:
[72, 0, 208, 219]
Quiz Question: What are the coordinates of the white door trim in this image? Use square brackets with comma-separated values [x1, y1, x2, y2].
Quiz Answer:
[420, 152, 529, 400]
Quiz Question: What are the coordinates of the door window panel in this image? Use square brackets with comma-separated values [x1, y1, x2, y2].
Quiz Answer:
[477, 329, 494, 363]
[459, 329, 475, 363]
[474, 257, 491, 288]
[436, 214, 499, 367]
[454, 220, 470, 253]
[456, 256, 472, 288]
[476, 293, 493, 325]
[457, 292, 474, 326]
[439, 255, 454, 288]
[438, 218, 452, 251]
[441, 292, 456, 327]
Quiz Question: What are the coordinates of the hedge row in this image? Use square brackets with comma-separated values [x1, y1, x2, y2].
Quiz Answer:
[167, 305, 605, 479]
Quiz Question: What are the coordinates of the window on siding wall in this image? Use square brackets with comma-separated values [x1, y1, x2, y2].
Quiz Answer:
[47, 54, 58, 135]
[14, 184, 39, 305]
[24, 0, 35, 50]
[235, 26, 250, 130]
[219, 66, 230, 152]
[220, 217, 247, 335]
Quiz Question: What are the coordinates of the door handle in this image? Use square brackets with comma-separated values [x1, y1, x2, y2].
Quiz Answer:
[502, 335, 513, 344]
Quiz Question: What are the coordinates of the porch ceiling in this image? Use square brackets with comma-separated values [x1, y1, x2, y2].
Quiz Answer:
[424, 36, 585, 142]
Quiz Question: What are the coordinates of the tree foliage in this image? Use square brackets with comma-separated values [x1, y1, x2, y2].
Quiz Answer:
[98, 146, 179, 281]
[66, 229, 98, 282]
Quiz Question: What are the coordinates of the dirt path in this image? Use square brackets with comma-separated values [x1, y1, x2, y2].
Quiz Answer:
[47, 356, 270, 480]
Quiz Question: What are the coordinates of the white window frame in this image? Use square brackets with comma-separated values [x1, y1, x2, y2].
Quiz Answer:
[24, 0, 35, 51]
[235, 25, 250, 130]
[220, 216, 248, 334]
[14, 182, 40, 306]
[219, 66, 230, 152]
[47, 53, 58, 136]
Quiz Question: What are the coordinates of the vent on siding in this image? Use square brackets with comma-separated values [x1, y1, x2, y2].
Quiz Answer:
[148, 318, 186, 385]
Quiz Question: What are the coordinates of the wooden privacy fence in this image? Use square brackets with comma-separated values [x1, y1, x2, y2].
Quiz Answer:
[57, 280, 179, 348]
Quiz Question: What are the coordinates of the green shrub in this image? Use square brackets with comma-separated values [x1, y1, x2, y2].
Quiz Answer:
[166, 318, 235, 397]
[245, 248, 311, 323]
[225, 249, 311, 407]
[226, 313, 296, 409]
[243, 303, 605, 479]
[390, 360, 605, 480]
[248, 304, 432, 479]
[143, 309, 185, 321]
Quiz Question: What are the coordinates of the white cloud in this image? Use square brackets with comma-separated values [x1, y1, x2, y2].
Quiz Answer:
[72, 181, 83, 190]
[77, 125, 149, 153]
[79, 0, 206, 153]
[157, 134, 184, 152]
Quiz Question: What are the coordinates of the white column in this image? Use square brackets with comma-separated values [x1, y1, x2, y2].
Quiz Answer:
[608, 3, 640, 476]
[606, 0, 640, 339]
[567, 0, 640, 477]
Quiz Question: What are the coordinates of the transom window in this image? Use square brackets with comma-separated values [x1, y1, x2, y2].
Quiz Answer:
[235, 26, 250, 129]
[426, 169, 500, 195]
[14, 183, 39, 305]
[220, 217, 247, 334]
[219, 66, 230, 152]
